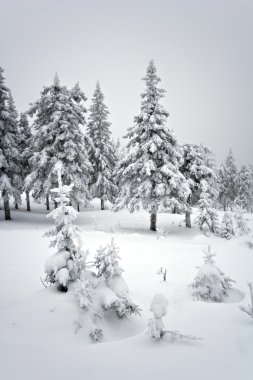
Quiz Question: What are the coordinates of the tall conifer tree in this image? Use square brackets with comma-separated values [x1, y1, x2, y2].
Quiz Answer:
[219, 149, 238, 210]
[116, 61, 190, 231]
[87, 82, 117, 210]
[0, 68, 21, 220]
[26, 74, 91, 209]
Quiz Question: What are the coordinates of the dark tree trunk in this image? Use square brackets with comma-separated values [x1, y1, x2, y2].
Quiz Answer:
[77, 202, 80, 212]
[150, 212, 157, 231]
[101, 198, 105, 210]
[15, 203, 19, 210]
[46, 195, 50, 211]
[54, 201, 58, 209]
[57, 284, 68, 292]
[185, 210, 191, 228]
[4, 197, 11, 220]
[26, 191, 31, 211]
[172, 205, 180, 214]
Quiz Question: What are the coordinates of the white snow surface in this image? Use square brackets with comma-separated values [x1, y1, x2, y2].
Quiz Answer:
[0, 198, 253, 380]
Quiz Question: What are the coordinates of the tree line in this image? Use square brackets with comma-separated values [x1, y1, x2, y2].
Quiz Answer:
[0, 61, 252, 230]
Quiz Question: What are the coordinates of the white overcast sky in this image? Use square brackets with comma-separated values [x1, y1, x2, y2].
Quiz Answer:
[1, 0, 252, 164]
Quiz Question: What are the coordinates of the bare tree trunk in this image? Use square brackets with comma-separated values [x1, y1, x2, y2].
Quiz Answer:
[4, 197, 11, 220]
[101, 198, 105, 210]
[15, 203, 19, 210]
[172, 205, 180, 214]
[185, 209, 191, 228]
[150, 212, 157, 231]
[77, 202, 80, 212]
[54, 201, 57, 209]
[46, 195, 50, 211]
[26, 190, 31, 211]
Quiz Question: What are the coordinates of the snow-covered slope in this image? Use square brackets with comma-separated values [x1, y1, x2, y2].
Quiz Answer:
[0, 201, 253, 380]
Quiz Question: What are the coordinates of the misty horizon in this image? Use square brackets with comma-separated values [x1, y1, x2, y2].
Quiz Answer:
[1, 0, 253, 165]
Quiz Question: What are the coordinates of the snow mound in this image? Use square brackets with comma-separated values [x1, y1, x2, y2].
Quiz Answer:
[0, 286, 145, 346]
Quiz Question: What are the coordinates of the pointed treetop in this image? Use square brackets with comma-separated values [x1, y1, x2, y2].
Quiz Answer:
[7, 90, 19, 119]
[71, 82, 87, 103]
[53, 72, 60, 88]
[96, 81, 101, 91]
[0, 66, 4, 80]
[203, 245, 216, 264]
[142, 59, 162, 86]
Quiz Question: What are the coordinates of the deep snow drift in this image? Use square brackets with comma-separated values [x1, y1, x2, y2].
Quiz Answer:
[0, 200, 253, 380]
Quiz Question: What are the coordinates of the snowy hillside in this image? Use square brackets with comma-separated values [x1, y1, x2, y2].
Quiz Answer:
[0, 202, 253, 380]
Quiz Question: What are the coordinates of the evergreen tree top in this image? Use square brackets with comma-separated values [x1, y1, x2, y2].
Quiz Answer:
[202, 246, 216, 264]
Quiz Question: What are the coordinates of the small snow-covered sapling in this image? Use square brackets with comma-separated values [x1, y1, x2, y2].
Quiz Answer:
[157, 228, 169, 240]
[191, 245, 235, 302]
[73, 276, 103, 342]
[234, 210, 250, 235]
[148, 294, 169, 340]
[95, 238, 123, 282]
[44, 163, 87, 291]
[148, 294, 202, 342]
[240, 282, 253, 320]
[220, 212, 235, 239]
[95, 239, 141, 319]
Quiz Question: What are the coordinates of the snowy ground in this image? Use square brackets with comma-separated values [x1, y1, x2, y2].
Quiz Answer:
[0, 200, 253, 380]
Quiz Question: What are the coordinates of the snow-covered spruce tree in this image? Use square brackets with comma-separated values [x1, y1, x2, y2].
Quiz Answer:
[7, 90, 22, 210]
[26, 75, 91, 209]
[194, 180, 219, 235]
[44, 164, 87, 291]
[95, 239, 141, 318]
[235, 165, 253, 212]
[87, 82, 117, 210]
[191, 246, 235, 302]
[240, 282, 253, 320]
[115, 60, 190, 231]
[0, 68, 22, 220]
[181, 143, 218, 228]
[218, 149, 238, 211]
[220, 212, 235, 239]
[18, 113, 32, 211]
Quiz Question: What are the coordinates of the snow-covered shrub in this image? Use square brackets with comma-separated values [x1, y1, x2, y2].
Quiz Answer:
[246, 240, 253, 249]
[191, 246, 235, 302]
[107, 298, 141, 319]
[157, 227, 169, 240]
[148, 294, 169, 340]
[95, 239, 141, 319]
[194, 180, 220, 236]
[89, 328, 103, 343]
[240, 282, 253, 320]
[95, 238, 123, 282]
[44, 164, 87, 291]
[234, 210, 250, 235]
[220, 212, 235, 239]
[73, 274, 103, 343]
[147, 294, 202, 342]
